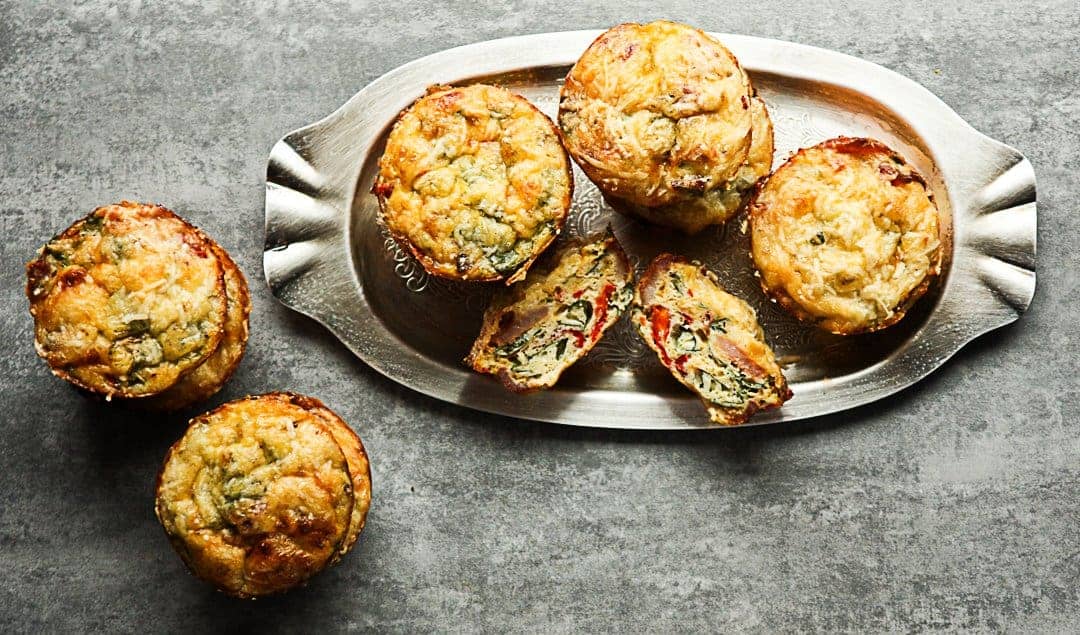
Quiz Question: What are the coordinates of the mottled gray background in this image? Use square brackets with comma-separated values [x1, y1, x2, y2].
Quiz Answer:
[1, 0, 1077, 632]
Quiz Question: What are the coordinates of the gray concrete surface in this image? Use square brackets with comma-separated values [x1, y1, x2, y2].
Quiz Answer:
[1, 1, 1077, 631]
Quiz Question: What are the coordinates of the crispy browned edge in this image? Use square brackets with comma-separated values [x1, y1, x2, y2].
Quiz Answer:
[557, 21, 752, 231]
[372, 84, 573, 286]
[313, 407, 372, 564]
[127, 240, 252, 411]
[153, 392, 360, 599]
[464, 228, 633, 394]
[746, 136, 945, 336]
[25, 202, 228, 399]
[634, 253, 791, 426]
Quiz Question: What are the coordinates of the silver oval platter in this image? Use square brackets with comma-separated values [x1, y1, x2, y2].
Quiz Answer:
[264, 30, 1036, 429]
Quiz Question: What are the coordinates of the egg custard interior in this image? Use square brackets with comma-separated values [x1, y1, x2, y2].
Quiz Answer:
[467, 232, 634, 391]
[632, 255, 791, 425]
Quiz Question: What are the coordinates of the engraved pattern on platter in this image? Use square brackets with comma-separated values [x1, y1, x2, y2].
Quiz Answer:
[382, 231, 430, 293]
[771, 108, 833, 165]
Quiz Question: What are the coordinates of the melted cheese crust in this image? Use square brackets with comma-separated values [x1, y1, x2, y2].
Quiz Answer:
[155, 393, 356, 598]
[467, 232, 634, 391]
[374, 83, 572, 283]
[618, 94, 774, 233]
[138, 242, 251, 410]
[559, 21, 753, 227]
[26, 202, 227, 398]
[632, 255, 791, 425]
[749, 137, 942, 334]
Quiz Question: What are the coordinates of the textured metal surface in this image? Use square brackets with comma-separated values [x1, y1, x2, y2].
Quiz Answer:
[264, 31, 1036, 429]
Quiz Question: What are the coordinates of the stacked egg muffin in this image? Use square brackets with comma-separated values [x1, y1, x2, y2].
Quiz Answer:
[558, 20, 774, 234]
[26, 201, 250, 410]
[155, 392, 371, 598]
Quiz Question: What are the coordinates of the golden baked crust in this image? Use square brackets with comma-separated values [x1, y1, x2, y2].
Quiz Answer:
[466, 230, 634, 392]
[305, 398, 371, 563]
[137, 242, 251, 411]
[373, 83, 572, 284]
[155, 393, 356, 598]
[558, 21, 754, 232]
[616, 93, 774, 233]
[632, 254, 791, 425]
[26, 202, 227, 398]
[749, 137, 942, 334]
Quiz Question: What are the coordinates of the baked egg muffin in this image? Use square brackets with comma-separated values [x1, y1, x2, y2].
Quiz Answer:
[617, 92, 774, 233]
[466, 230, 634, 392]
[558, 21, 756, 233]
[373, 83, 572, 284]
[156, 393, 370, 598]
[26, 202, 227, 399]
[632, 254, 791, 425]
[749, 137, 942, 334]
[137, 242, 251, 411]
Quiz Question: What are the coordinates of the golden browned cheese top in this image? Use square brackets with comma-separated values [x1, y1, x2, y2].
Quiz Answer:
[559, 21, 752, 210]
[26, 201, 227, 397]
[138, 242, 251, 411]
[750, 137, 942, 334]
[155, 393, 355, 597]
[374, 83, 571, 282]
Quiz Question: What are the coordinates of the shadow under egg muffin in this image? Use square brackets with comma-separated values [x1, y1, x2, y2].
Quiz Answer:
[558, 21, 755, 233]
[135, 241, 251, 411]
[466, 229, 635, 392]
[373, 83, 572, 284]
[26, 201, 228, 399]
[748, 137, 943, 335]
[632, 254, 791, 425]
[155, 393, 368, 598]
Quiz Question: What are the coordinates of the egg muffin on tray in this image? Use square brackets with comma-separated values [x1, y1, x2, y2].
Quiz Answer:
[467, 230, 634, 392]
[559, 21, 766, 233]
[632, 255, 791, 425]
[373, 83, 572, 284]
[155, 393, 371, 598]
[749, 137, 942, 335]
[26, 202, 229, 399]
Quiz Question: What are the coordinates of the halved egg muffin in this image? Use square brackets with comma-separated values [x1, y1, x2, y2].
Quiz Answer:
[26, 202, 227, 399]
[749, 137, 942, 334]
[466, 230, 634, 392]
[632, 254, 791, 425]
[373, 83, 572, 284]
[558, 20, 756, 233]
[155, 393, 369, 598]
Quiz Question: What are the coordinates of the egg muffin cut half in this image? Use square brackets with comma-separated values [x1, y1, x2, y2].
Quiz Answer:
[558, 21, 756, 233]
[373, 83, 572, 284]
[632, 254, 792, 425]
[155, 393, 363, 598]
[467, 230, 634, 392]
[749, 137, 942, 335]
[26, 201, 228, 399]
